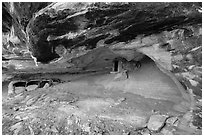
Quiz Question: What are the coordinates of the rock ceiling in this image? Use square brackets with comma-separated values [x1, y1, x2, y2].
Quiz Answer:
[2, 3, 202, 69]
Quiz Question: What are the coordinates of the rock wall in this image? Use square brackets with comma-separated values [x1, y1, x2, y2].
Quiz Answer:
[2, 2, 202, 98]
[23, 2, 201, 63]
[2, 2, 50, 59]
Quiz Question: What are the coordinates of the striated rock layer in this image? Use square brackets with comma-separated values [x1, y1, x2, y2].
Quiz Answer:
[24, 3, 201, 63]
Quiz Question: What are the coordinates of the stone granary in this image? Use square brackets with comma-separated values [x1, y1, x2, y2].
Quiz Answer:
[111, 57, 142, 80]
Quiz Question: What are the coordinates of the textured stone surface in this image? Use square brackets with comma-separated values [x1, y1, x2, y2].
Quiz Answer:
[160, 126, 175, 135]
[2, 58, 195, 135]
[147, 115, 168, 131]
[166, 117, 179, 126]
[14, 87, 26, 94]
[15, 2, 202, 63]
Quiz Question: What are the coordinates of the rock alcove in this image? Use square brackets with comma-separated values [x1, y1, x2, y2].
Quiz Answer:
[2, 2, 202, 135]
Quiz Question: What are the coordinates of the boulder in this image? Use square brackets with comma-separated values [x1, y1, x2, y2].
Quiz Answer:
[166, 117, 179, 126]
[160, 126, 175, 135]
[147, 115, 168, 131]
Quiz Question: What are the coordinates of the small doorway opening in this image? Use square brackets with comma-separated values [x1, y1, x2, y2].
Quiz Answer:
[114, 60, 119, 72]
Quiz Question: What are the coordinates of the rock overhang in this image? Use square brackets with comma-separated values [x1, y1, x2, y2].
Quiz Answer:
[24, 2, 201, 65]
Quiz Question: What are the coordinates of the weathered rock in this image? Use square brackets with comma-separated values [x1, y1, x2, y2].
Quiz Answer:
[43, 83, 50, 89]
[8, 81, 26, 97]
[160, 126, 175, 135]
[10, 122, 23, 135]
[176, 111, 199, 134]
[24, 2, 202, 63]
[172, 54, 183, 62]
[191, 66, 202, 77]
[189, 79, 198, 87]
[141, 128, 151, 135]
[26, 95, 41, 106]
[166, 116, 179, 126]
[138, 44, 172, 70]
[186, 53, 193, 61]
[147, 115, 168, 131]
[14, 87, 26, 94]
[8, 81, 16, 96]
[26, 85, 38, 91]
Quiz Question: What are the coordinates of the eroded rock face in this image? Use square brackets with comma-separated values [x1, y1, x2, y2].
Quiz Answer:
[3, 2, 201, 73]
[25, 2, 201, 63]
[147, 115, 168, 131]
[2, 2, 50, 60]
